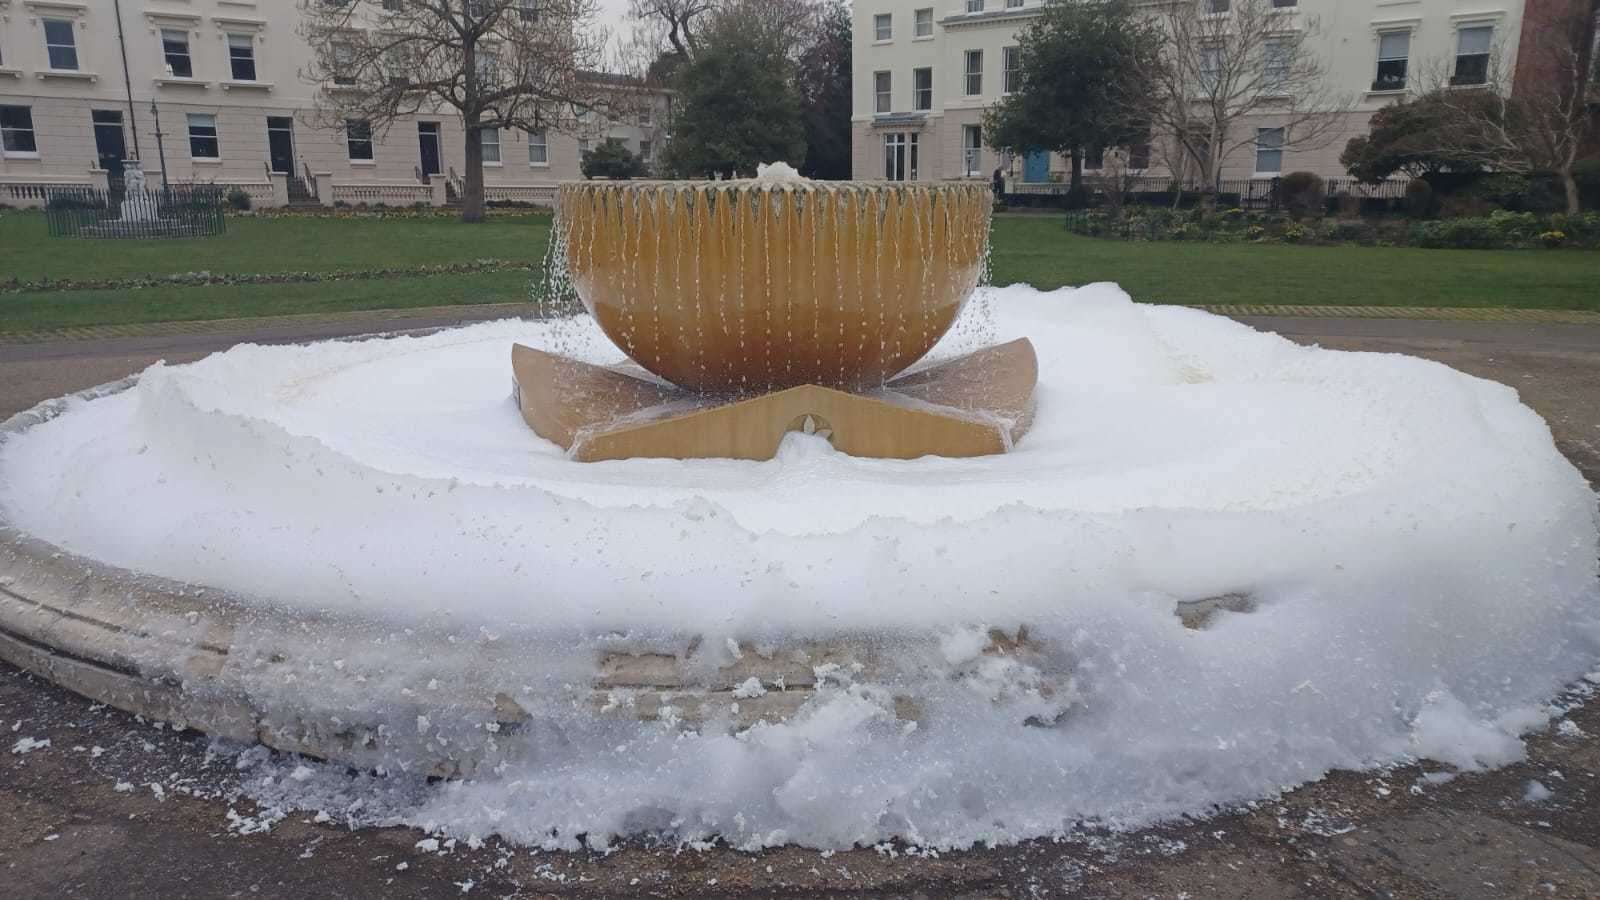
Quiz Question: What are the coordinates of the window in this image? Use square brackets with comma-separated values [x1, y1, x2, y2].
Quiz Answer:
[579, 138, 591, 156]
[527, 128, 548, 164]
[476, 50, 498, 84]
[161, 29, 192, 78]
[1199, 45, 1221, 91]
[187, 113, 220, 159]
[1128, 141, 1151, 170]
[383, 0, 403, 10]
[346, 119, 373, 160]
[333, 42, 357, 85]
[1375, 31, 1409, 91]
[43, 18, 78, 70]
[966, 0, 984, 13]
[883, 132, 918, 181]
[1262, 38, 1289, 93]
[228, 34, 257, 81]
[0, 106, 38, 155]
[638, 139, 652, 164]
[1006, 0, 1024, 7]
[1272, 0, 1298, 7]
[874, 13, 892, 41]
[962, 125, 982, 176]
[519, 0, 542, 22]
[874, 71, 891, 113]
[1254, 127, 1284, 174]
[914, 8, 933, 37]
[1206, 0, 1230, 13]
[913, 67, 933, 111]
[638, 104, 652, 127]
[964, 49, 983, 95]
[480, 126, 501, 164]
[1085, 146, 1104, 169]
[1003, 46, 1021, 94]
[1453, 26, 1491, 86]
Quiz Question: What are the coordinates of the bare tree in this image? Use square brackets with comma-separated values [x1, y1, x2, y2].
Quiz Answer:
[301, 0, 609, 223]
[1422, 2, 1598, 214]
[1141, 0, 1352, 198]
[628, 0, 717, 60]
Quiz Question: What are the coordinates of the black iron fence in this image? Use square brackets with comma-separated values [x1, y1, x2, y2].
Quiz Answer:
[44, 185, 227, 239]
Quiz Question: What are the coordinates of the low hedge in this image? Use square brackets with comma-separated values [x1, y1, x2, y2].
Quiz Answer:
[1064, 208, 1600, 250]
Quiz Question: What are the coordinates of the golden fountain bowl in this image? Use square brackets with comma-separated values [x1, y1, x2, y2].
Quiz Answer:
[558, 180, 993, 393]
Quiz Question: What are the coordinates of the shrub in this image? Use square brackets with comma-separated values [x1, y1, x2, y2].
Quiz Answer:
[1575, 158, 1600, 209]
[1404, 179, 1436, 218]
[1245, 224, 1266, 240]
[1329, 220, 1377, 245]
[581, 139, 647, 180]
[1335, 193, 1361, 218]
[225, 187, 252, 211]
[1411, 218, 1503, 249]
[1278, 171, 1325, 219]
[1486, 210, 1539, 243]
[1281, 223, 1308, 243]
[1539, 230, 1566, 248]
[46, 194, 99, 211]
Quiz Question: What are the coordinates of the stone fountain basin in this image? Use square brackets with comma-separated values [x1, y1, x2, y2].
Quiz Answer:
[559, 181, 992, 392]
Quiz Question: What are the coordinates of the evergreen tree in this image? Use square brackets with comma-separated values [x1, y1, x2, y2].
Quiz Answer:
[795, 1, 852, 180]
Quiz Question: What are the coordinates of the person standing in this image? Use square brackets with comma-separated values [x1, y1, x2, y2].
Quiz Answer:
[992, 167, 1006, 204]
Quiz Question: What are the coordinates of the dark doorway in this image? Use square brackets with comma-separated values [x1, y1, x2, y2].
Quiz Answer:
[92, 110, 126, 175]
[418, 122, 442, 176]
[267, 117, 295, 174]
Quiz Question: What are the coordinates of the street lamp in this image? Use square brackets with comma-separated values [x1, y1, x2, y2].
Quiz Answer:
[149, 99, 170, 190]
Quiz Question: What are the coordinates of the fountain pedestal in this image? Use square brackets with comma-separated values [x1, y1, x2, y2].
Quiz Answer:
[512, 339, 1037, 461]
[520, 179, 1037, 461]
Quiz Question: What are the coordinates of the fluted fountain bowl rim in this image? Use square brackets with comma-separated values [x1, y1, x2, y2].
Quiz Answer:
[558, 179, 993, 197]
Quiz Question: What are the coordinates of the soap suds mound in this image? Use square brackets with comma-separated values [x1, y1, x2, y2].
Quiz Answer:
[2, 284, 1596, 849]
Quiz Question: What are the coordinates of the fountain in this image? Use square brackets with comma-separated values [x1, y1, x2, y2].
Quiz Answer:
[515, 173, 1035, 461]
[0, 168, 1595, 850]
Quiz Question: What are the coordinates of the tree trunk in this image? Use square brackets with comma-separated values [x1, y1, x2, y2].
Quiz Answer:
[1067, 148, 1085, 209]
[462, 114, 486, 224]
[1561, 168, 1581, 215]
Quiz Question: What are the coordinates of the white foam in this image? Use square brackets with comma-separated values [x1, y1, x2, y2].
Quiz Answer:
[2, 284, 1596, 849]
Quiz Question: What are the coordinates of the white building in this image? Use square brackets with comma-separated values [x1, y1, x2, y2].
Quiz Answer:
[0, 1, 668, 207]
[850, 0, 1531, 187]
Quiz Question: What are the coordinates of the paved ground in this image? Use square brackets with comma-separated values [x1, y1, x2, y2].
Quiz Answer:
[2, 308, 1599, 898]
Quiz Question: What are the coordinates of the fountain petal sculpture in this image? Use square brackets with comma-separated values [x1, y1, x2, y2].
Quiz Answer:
[514, 177, 1037, 461]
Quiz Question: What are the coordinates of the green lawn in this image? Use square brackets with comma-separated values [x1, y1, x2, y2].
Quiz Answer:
[989, 217, 1600, 311]
[0, 212, 550, 281]
[1, 210, 1597, 334]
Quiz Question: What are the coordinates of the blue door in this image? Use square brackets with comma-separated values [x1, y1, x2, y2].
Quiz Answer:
[1023, 150, 1050, 183]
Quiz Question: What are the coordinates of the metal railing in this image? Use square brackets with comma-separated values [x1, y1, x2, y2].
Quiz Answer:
[44, 185, 226, 239]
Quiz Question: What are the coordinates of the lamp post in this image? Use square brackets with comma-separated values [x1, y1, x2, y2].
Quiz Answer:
[149, 99, 170, 190]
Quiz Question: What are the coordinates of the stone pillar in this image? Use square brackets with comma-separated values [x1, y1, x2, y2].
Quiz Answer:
[314, 172, 334, 207]
[268, 172, 290, 208]
[428, 174, 448, 207]
[88, 168, 110, 193]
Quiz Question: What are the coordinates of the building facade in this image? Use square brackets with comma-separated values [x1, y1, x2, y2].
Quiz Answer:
[850, 0, 1537, 187]
[0, 1, 667, 207]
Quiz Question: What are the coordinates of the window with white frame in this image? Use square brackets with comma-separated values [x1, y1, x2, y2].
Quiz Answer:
[527, 128, 548, 164]
[874, 70, 891, 113]
[333, 42, 357, 85]
[638, 104, 652, 126]
[914, 8, 933, 37]
[519, 0, 542, 22]
[883, 132, 918, 181]
[43, 18, 78, 70]
[962, 125, 982, 176]
[1453, 26, 1492, 86]
[480, 126, 501, 163]
[1254, 127, 1284, 174]
[1207, 0, 1230, 13]
[228, 34, 257, 81]
[1262, 38, 1289, 93]
[161, 29, 192, 78]
[346, 119, 374, 160]
[1006, 0, 1024, 8]
[1374, 31, 1410, 91]
[638, 139, 652, 165]
[1085, 146, 1104, 169]
[874, 13, 892, 41]
[1003, 46, 1021, 93]
[1199, 45, 1221, 91]
[966, 0, 984, 13]
[1272, 0, 1298, 7]
[1, 106, 38, 155]
[913, 67, 932, 110]
[476, 50, 499, 85]
[187, 113, 220, 159]
[964, 49, 983, 95]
